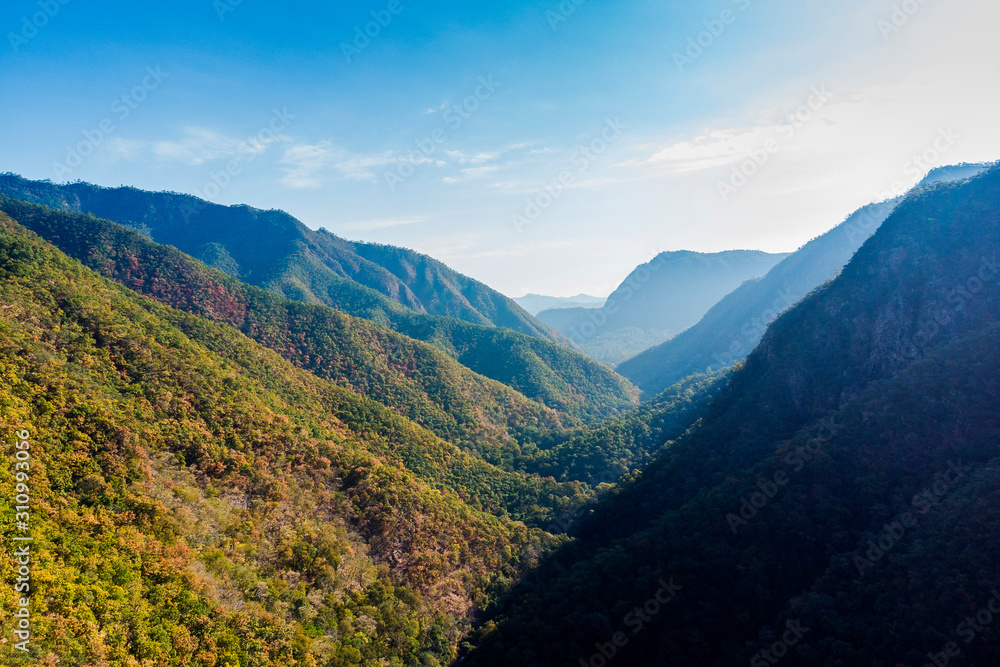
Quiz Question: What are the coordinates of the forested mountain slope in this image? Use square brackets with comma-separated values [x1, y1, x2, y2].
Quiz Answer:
[522, 370, 730, 487]
[616, 200, 897, 395]
[0, 196, 639, 426]
[0, 211, 581, 666]
[0, 173, 568, 345]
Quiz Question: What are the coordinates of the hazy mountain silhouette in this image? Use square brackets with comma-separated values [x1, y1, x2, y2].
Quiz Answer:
[617, 162, 993, 396]
[537, 250, 788, 364]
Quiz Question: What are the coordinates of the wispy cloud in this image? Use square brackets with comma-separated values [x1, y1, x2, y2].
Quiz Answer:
[631, 126, 782, 173]
[107, 126, 289, 166]
[280, 140, 519, 189]
[442, 165, 503, 184]
[278, 142, 398, 188]
[444, 150, 501, 165]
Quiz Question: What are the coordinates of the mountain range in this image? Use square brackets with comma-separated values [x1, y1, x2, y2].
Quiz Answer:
[536, 250, 789, 365]
[0, 175, 641, 422]
[0, 173, 567, 345]
[512, 294, 607, 317]
[617, 162, 993, 397]
[3, 161, 1000, 666]
[0, 208, 567, 665]
[0, 189, 718, 665]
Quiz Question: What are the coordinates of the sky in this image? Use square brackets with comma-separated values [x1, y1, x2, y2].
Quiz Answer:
[1, 0, 998, 298]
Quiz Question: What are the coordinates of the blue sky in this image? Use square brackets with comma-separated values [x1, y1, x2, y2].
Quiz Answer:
[2, 0, 998, 296]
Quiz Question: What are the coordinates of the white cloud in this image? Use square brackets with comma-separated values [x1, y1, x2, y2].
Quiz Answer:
[442, 164, 503, 184]
[105, 137, 146, 161]
[279, 142, 337, 188]
[107, 126, 289, 166]
[443, 150, 501, 164]
[278, 142, 398, 188]
[632, 126, 783, 173]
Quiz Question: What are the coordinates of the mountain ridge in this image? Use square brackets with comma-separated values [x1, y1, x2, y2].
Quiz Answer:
[0, 183, 641, 422]
[0, 173, 570, 346]
[0, 196, 641, 453]
[536, 249, 789, 364]
[616, 162, 995, 397]
[512, 293, 607, 316]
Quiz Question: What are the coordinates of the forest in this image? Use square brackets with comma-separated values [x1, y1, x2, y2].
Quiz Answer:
[1, 165, 999, 666]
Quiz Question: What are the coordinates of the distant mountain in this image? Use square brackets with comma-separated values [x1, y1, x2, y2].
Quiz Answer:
[536, 250, 789, 364]
[513, 293, 606, 316]
[617, 162, 993, 396]
[0, 173, 568, 345]
[463, 163, 1000, 666]
[915, 161, 991, 185]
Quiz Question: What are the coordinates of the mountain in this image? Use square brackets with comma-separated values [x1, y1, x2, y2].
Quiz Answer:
[536, 250, 789, 365]
[0, 173, 568, 346]
[512, 293, 607, 317]
[0, 186, 640, 423]
[461, 164, 1000, 665]
[0, 209, 580, 665]
[0, 197, 641, 457]
[0, 198, 570, 465]
[0, 199, 733, 666]
[616, 201, 897, 396]
[617, 162, 993, 397]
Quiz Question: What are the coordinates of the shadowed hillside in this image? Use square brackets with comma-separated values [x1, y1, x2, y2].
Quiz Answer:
[461, 165, 1000, 666]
